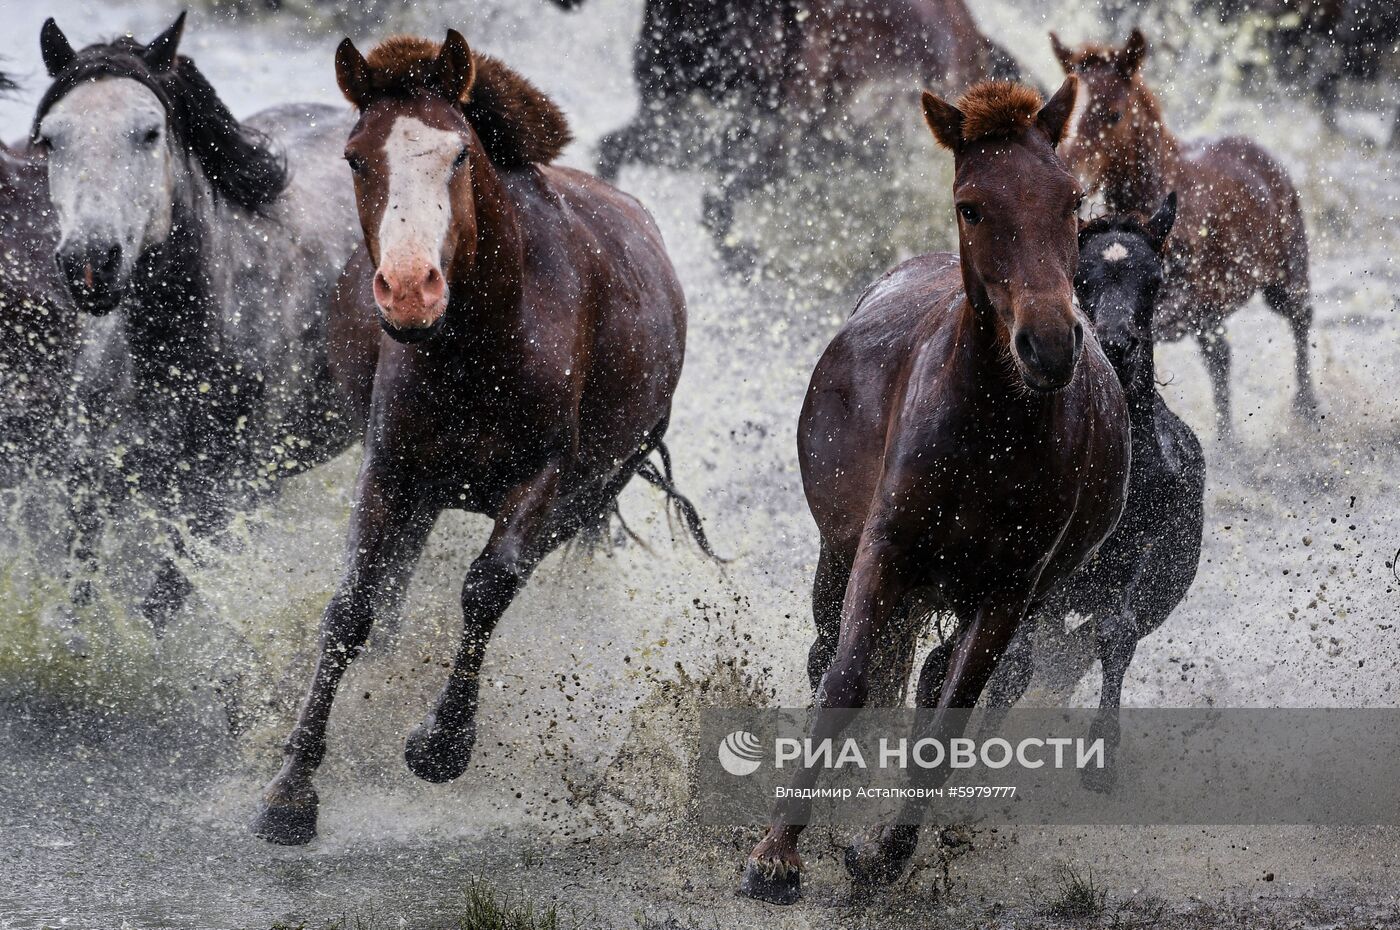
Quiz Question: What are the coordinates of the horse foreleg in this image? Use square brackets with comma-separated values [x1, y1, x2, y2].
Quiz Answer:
[846, 595, 1031, 889]
[253, 468, 434, 845]
[404, 461, 563, 784]
[1081, 616, 1137, 794]
[741, 534, 913, 905]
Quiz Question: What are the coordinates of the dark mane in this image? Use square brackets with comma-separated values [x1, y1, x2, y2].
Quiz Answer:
[32, 38, 288, 212]
[361, 36, 572, 168]
[1079, 210, 1153, 245]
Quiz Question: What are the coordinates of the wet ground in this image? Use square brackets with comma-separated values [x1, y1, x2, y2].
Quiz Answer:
[2, 0, 1400, 927]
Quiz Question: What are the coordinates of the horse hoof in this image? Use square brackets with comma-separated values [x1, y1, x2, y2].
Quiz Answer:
[843, 827, 918, 888]
[738, 858, 801, 905]
[404, 717, 476, 783]
[251, 796, 318, 846]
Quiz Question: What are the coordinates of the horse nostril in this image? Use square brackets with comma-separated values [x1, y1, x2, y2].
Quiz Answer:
[1014, 329, 1038, 367]
[1072, 321, 1085, 354]
[102, 244, 121, 275]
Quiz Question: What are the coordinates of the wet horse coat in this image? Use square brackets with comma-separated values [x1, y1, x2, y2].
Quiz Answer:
[740, 78, 1131, 904]
[1053, 29, 1318, 437]
[33, 15, 362, 625]
[253, 31, 709, 846]
[0, 77, 77, 487]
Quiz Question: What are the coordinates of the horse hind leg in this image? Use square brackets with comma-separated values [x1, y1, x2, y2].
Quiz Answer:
[1195, 322, 1234, 441]
[1263, 283, 1320, 421]
[807, 543, 852, 695]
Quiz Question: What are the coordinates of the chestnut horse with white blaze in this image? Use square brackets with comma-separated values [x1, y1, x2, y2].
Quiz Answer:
[1052, 29, 1318, 438]
[739, 78, 1131, 904]
[253, 30, 714, 846]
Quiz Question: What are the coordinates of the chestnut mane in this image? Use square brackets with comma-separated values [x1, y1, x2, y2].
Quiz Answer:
[360, 36, 572, 169]
[956, 80, 1047, 143]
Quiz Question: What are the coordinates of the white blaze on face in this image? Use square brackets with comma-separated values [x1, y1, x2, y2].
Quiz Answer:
[378, 116, 462, 277]
[1101, 241, 1130, 263]
[40, 78, 175, 271]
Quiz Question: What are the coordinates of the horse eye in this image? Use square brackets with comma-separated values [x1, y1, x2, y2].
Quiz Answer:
[452, 147, 469, 170]
[958, 203, 982, 226]
[1105, 111, 1123, 126]
[139, 127, 161, 146]
[345, 152, 365, 173]
[1071, 195, 1085, 216]
[34, 135, 52, 151]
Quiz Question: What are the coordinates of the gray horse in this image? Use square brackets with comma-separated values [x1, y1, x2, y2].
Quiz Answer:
[33, 13, 362, 629]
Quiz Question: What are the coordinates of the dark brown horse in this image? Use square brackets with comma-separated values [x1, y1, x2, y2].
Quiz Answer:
[552, 0, 1019, 261]
[739, 78, 1132, 904]
[253, 30, 713, 845]
[1053, 29, 1318, 438]
[0, 72, 77, 487]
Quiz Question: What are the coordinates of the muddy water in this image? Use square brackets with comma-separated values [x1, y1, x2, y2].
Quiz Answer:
[2, 0, 1400, 927]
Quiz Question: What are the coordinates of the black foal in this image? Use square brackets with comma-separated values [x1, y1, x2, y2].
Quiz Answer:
[984, 194, 1205, 790]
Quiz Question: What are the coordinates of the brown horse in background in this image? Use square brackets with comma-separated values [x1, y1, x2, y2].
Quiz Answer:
[0, 71, 77, 487]
[552, 0, 1020, 261]
[1053, 29, 1318, 438]
[253, 29, 713, 846]
[740, 77, 1132, 904]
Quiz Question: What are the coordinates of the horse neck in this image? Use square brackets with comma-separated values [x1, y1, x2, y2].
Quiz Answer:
[123, 165, 222, 381]
[441, 152, 527, 351]
[1102, 86, 1181, 212]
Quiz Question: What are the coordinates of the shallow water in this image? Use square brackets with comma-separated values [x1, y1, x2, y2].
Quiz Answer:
[2, 0, 1400, 927]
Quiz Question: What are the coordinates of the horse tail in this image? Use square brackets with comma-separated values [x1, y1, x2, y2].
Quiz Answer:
[636, 441, 727, 562]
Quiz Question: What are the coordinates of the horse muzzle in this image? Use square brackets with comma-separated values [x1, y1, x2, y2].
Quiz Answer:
[56, 243, 125, 315]
[1012, 319, 1084, 393]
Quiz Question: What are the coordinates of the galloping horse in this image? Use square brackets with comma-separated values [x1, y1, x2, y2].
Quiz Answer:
[552, 0, 1019, 261]
[986, 196, 1206, 791]
[253, 30, 712, 846]
[740, 78, 1132, 904]
[0, 70, 77, 487]
[1052, 29, 1318, 438]
[33, 14, 362, 626]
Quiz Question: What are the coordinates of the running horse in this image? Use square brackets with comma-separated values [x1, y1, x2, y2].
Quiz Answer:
[552, 0, 1019, 261]
[33, 14, 363, 627]
[0, 69, 77, 487]
[1052, 29, 1318, 438]
[740, 78, 1132, 903]
[253, 30, 712, 845]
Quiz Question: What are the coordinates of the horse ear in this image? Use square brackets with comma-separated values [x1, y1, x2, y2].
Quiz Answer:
[1145, 191, 1177, 253]
[143, 11, 187, 72]
[1120, 28, 1148, 75]
[435, 29, 477, 101]
[40, 18, 76, 77]
[1036, 75, 1078, 147]
[922, 90, 964, 150]
[1049, 32, 1074, 73]
[335, 38, 373, 109]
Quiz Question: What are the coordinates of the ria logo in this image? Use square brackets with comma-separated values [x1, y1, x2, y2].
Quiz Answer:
[718, 730, 763, 777]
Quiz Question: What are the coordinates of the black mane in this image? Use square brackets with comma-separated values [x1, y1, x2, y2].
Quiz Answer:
[32, 38, 288, 212]
[1079, 211, 1152, 246]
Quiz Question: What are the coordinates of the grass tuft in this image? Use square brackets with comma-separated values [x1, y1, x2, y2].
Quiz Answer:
[1044, 863, 1108, 920]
